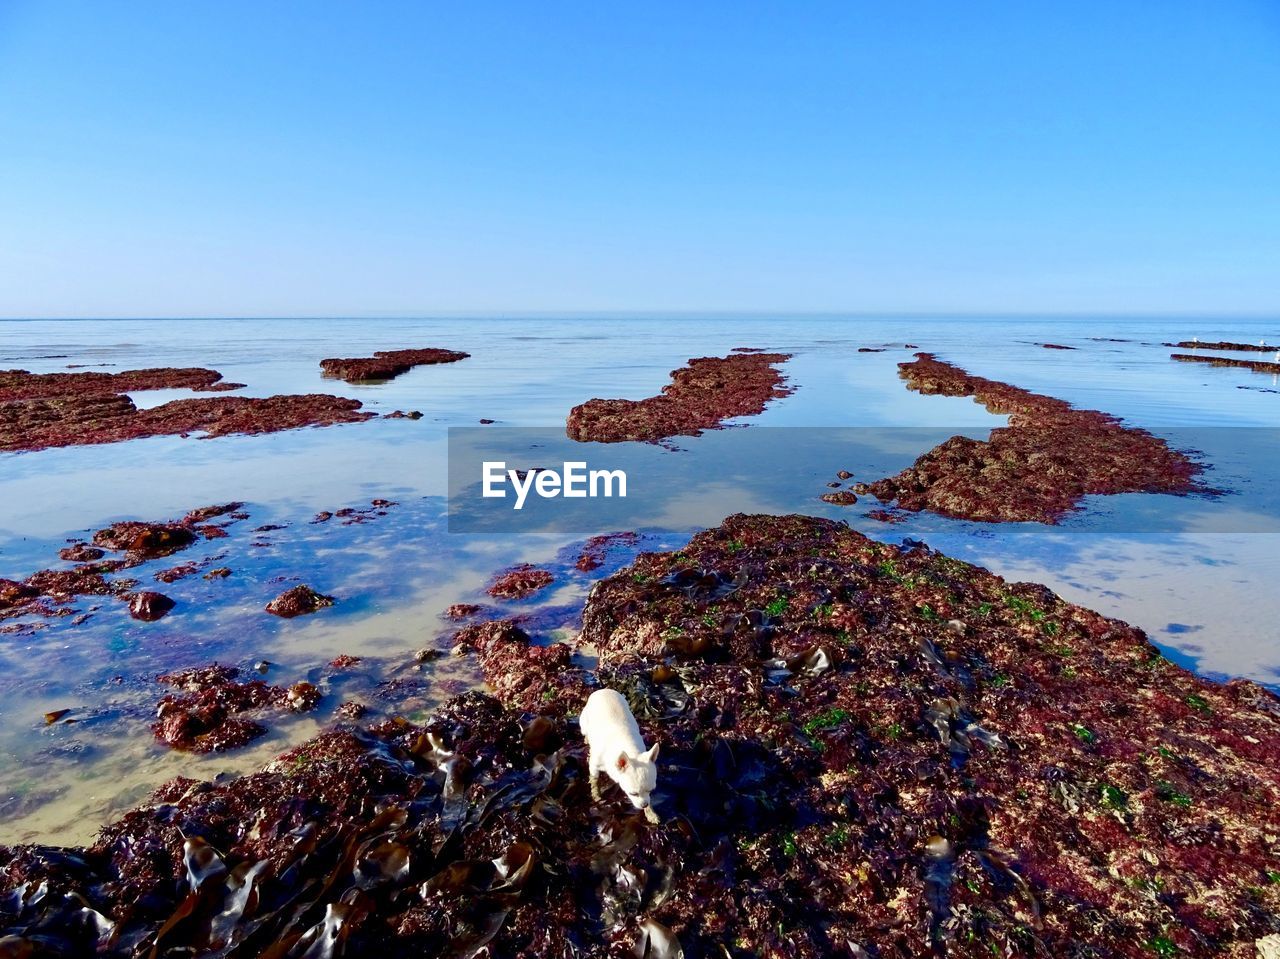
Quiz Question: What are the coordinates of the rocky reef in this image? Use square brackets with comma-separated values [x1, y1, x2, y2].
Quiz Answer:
[863, 353, 1207, 523]
[1172, 353, 1280, 375]
[566, 351, 793, 443]
[1169, 341, 1277, 353]
[319, 348, 470, 384]
[1, 386, 373, 453]
[3, 513, 1278, 957]
[0, 367, 228, 402]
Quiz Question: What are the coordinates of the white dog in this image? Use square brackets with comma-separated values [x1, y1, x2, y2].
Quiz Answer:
[579, 688, 661, 822]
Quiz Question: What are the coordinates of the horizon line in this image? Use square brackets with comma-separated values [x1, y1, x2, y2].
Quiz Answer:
[2, 309, 1279, 322]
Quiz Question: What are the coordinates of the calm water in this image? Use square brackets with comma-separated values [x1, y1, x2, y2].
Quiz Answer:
[1, 315, 1278, 844]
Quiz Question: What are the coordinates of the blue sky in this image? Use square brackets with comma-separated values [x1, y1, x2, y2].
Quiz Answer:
[0, 1, 1277, 318]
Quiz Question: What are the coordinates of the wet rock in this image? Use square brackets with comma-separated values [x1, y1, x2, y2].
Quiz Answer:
[203, 566, 232, 580]
[265, 584, 335, 618]
[127, 591, 175, 621]
[836, 469, 853, 479]
[319, 347, 469, 384]
[566, 351, 793, 443]
[330, 654, 361, 669]
[863, 353, 1209, 523]
[486, 564, 555, 600]
[820, 490, 858, 506]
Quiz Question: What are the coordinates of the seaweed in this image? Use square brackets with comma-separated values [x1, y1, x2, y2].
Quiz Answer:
[863, 353, 1208, 522]
[566, 352, 792, 443]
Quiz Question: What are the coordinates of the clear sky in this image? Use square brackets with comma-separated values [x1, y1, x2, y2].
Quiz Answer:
[1, 1, 1277, 318]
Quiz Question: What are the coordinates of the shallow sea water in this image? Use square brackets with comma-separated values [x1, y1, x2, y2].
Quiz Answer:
[0, 315, 1277, 844]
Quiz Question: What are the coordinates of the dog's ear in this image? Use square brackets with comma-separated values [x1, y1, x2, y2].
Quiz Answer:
[643, 743, 660, 762]
[615, 752, 629, 771]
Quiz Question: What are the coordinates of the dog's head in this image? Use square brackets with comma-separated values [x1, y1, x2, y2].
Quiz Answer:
[611, 743, 660, 809]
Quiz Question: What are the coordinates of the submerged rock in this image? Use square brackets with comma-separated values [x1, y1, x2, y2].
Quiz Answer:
[566, 351, 793, 443]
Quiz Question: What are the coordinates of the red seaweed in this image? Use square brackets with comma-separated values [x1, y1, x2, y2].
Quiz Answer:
[265, 584, 336, 618]
[319, 347, 469, 384]
[566, 351, 793, 443]
[864, 353, 1207, 523]
[486, 564, 555, 600]
[1, 391, 374, 453]
[3, 514, 1278, 957]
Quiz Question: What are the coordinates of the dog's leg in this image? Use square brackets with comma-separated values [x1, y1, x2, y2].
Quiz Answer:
[588, 750, 603, 801]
